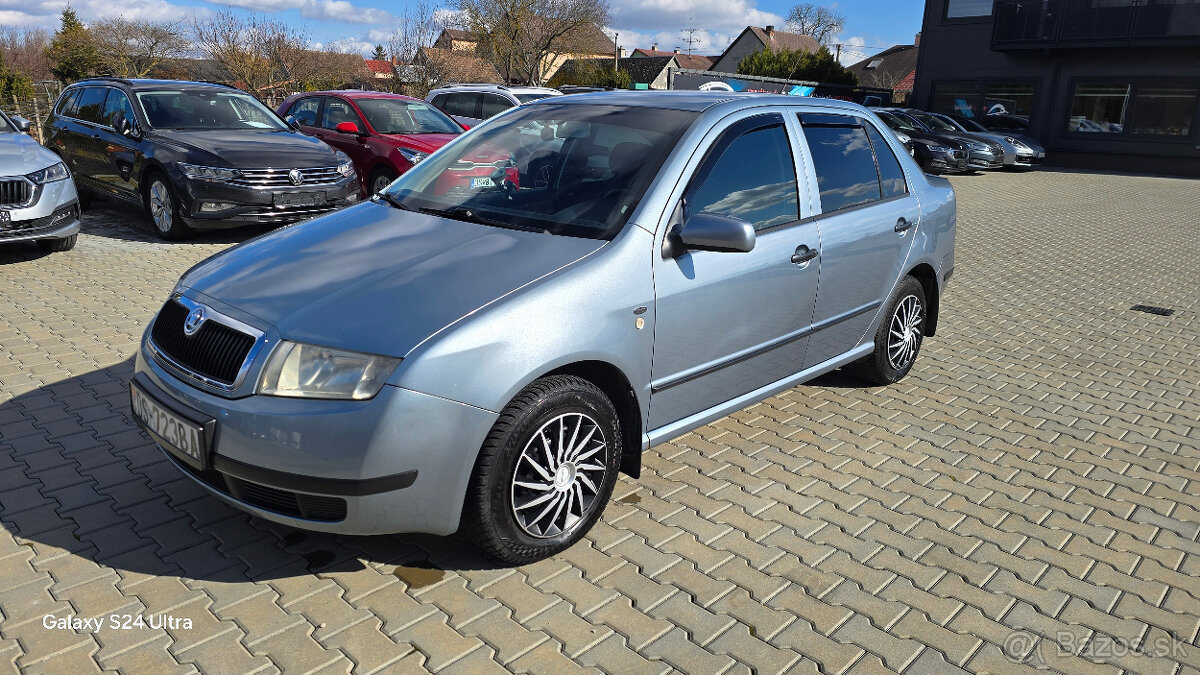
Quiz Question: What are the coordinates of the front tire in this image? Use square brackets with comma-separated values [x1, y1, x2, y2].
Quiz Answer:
[855, 276, 927, 386]
[37, 234, 77, 252]
[144, 174, 191, 241]
[463, 375, 622, 565]
[369, 167, 397, 195]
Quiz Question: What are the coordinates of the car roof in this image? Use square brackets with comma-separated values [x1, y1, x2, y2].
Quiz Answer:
[528, 90, 872, 114]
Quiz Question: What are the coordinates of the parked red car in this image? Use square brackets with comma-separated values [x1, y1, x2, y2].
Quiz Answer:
[277, 91, 465, 195]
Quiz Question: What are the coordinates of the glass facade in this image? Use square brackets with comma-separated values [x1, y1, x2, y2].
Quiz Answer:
[1128, 87, 1197, 136]
[1067, 82, 1198, 137]
[931, 81, 1038, 119]
[1068, 84, 1129, 133]
[946, 0, 995, 18]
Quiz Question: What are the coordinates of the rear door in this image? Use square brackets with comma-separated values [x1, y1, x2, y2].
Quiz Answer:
[650, 111, 821, 429]
[796, 113, 921, 368]
[54, 86, 109, 189]
[438, 92, 482, 127]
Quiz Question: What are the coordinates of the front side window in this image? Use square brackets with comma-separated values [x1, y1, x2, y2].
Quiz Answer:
[75, 87, 108, 124]
[1128, 87, 1196, 136]
[321, 98, 361, 130]
[356, 98, 462, 135]
[137, 90, 287, 130]
[100, 89, 134, 128]
[55, 89, 80, 117]
[946, 0, 994, 18]
[289, 97, 322, 126]
[686, 118, 799, 232]
[1068, 83, 1128, 133]
[803, 118, 883, 214]
[480, 93, 513, 119]
[381, 104, 696, 240]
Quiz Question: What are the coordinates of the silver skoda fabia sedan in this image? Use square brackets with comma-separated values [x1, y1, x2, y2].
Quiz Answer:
[134, 92, 956, 564]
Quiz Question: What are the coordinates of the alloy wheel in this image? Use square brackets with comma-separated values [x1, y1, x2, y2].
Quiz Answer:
[510, 412, 608, 538]
[149, 181, 173, 233]
[373, 174, 392, 194]
[887, 294, 924, 370]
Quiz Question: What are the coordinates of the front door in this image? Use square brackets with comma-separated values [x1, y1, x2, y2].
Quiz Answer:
[795, 113, 922, 368]
[94, 87, 141, 200]
[317, 97, 374, 170]
[650, 112, 821, 430]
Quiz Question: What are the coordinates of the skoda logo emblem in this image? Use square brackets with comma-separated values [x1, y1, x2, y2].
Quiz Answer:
[183, 306, 207, 337]
[288, 169, 304, 185]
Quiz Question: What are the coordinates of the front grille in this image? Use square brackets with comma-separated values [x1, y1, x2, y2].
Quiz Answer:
[151, 299, 256, 386]
[952, 150, 967, 159]
[0, 178, 33, 206]
[170, 455, 347, 522]
[242, 204, 340, 222]
[229, 167, 343, 188]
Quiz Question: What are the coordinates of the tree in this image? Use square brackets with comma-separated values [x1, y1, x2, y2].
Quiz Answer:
[372, 44, 388, 61]
[91, 18, 188, 78]
[737, 46, 856, 85]
[46, 7, 102, 83]
[192, 10, 305, 95]
[785, 3, 846, 47]
[453, 0, 610, 85]
[0, 49, 35, 100]
[547, 59, 628, 89]
[0, 28, 53, 83]
[386, 2, 447, 96]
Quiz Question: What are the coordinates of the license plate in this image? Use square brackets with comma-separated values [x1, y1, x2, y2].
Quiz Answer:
[1037, 152, 1045, 159]
[274, 191, 325, 207]
[0, 210, 9, 224]
[470, 177, 494, 189]
[130, 382, 207, 469]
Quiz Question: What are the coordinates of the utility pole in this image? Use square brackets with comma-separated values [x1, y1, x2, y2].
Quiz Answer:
[613, 31, 619, 68]
[835, 43, 842, 62]
[681, 17, 702, 55]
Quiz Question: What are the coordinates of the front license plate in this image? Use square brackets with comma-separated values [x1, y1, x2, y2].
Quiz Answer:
[130, 382, 207, 469]
[274, 191, 325, 207]
[470, 177, 495, 189]
[1037, 152, 1045, 159]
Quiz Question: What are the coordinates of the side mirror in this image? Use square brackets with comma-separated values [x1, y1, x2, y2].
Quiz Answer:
[113, 113, 137, 138]
[285, 114, 301, 130]
[11, 115, 32, 133]
[665, 212, 756, 257]
[335, 121, 362, 135]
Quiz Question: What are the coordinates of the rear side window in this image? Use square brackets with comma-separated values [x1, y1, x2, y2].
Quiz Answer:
[75, 87, 108, 124]
[801, 114, 882, 213]
[686, 116, 799, 232]
[480, 93, 512, 119]
[289, 97, 322, 126]
[864, 123, 908, 199]
[100, 89, 134, 128]
[441, 93, 479, 118]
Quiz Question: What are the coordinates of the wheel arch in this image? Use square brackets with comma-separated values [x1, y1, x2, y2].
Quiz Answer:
[907, 262, 940, 337]
[541, 360, 644, 479]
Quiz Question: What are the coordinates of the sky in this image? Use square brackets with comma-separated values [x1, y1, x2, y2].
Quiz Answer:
[0, 0, 926, 66]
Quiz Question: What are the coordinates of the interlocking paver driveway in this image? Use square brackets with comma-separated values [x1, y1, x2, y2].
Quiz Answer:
[1, 169, 1198, 674]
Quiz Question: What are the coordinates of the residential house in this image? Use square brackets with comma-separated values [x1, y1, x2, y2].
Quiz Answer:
[631, 47, 712, 71]
[364, 59, 397, 83]
[708, 26, 821, 74]
[430, 23, 615, 84]
[433, 29, 478, 52]
[551, 54, 679, 89]
[846, 40, 920, 104]
[413, 47, 505, 86]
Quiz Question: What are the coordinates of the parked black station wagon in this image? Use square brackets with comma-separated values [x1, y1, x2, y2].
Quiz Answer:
[46, 78, 361, 239]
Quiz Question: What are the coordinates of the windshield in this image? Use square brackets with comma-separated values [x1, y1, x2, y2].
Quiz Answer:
[909, 111, 958, 133]
[516, 93, 556, 103]
[877, 111, 919, 133]
[952, 116, 988, 132]
[356, 98, 462, 135]
[381, 104, 696, 241]
[136, 90, 288, 131]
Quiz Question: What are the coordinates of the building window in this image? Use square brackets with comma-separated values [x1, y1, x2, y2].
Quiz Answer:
[1129, 87, 1196, 137]
[931, 81, 1037, 120]
[932, 82, 982, 117]
[945, 0, 994, 19]
[1068, 84, 1128, 133]
[984, 83, 1035, 117]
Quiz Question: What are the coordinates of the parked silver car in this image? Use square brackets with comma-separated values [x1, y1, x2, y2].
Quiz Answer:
[933, 113, 1046, 168]
[0, 110, 81, 251]
[132, 93, 956, 564]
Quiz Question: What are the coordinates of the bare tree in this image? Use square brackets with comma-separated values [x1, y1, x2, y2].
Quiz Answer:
[453, 0, 610, 85]
[0, 28, 53, 82]
[786, 3, 846, 47]
[385, 2, 447, 95]
[192, 10, 311, 95]
[91, 18, 188, 78]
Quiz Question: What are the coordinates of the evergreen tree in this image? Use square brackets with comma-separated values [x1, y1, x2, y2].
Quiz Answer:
[46, 7, 102, 83]
[372, 44, 388, 61]
[0, 48, 35, 100]
[737, 46, 856, 86]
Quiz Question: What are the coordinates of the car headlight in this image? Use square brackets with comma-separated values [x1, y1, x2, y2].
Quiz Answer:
[398, 146, 428, 165]
[916, 140, 951, 153]
[1005, 136, 1030, 150]
[257, 341, 400, 400]
[335, 151, 355, 177]
[179, 163, 241, 182]
[26, 162, 70, 184]
[964, 140, 988, 152]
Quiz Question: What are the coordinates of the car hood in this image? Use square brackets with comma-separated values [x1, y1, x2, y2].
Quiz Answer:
[179, 202, 605, 357]
[0, 132, 59, 173]
[379, 133, 460, 154]
[906, 131, 964, 149]
[150, 129, 340, 168]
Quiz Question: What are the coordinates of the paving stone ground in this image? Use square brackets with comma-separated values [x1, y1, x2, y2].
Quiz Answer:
[1, 168, 1198, 674]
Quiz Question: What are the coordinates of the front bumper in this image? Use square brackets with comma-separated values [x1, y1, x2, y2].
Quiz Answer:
[927, 150, 969, 174]
[175, 173, 362, 230]
[1014, 151, 1045, 166]
[967, 150, 1005, 170]
[0, 178, 81, 244]
[134, 338, 499, 535]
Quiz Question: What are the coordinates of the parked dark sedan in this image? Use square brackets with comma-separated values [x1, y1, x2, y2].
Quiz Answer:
[46, 78, 361, 240]
[885, 108, 1005, 170]
[277, 91, 465, 195]
[873, 109, 969, 174]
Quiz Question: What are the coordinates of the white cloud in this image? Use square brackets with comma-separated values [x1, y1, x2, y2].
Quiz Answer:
[611, 28, 739, 56]
[215, 0, 391, 25]
[833, 35, 867, 64]
[0, 0, 209, 29]
[608, 0, 783, 49]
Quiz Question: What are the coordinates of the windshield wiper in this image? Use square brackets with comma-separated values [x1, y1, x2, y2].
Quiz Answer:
[423, 206, 548, 233]
[373, 192, 417, 211]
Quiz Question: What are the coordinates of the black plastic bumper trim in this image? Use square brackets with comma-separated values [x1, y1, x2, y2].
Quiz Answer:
[212, 455, 417, 497]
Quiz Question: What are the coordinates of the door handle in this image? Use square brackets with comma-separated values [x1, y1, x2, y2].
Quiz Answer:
[791, 245, 818, 264]
[895, 217, 914, 232]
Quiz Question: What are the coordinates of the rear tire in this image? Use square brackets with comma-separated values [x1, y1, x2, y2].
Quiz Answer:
[855, 276, 927, 386]
[37, 234, 77, 252]
[463, 375, 622, 565]
[144, 174, 192, 241]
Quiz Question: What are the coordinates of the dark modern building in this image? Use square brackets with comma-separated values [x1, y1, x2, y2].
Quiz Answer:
[913, 0, 1200, 175]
